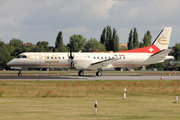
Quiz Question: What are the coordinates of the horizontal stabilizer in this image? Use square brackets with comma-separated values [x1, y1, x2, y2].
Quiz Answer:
[150, 49, 172, 58]
[144, 49, 172, 64]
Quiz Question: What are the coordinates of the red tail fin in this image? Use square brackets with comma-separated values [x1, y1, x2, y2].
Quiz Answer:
[117, 44, 160, 53]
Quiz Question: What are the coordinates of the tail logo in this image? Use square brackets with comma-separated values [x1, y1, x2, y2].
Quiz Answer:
[158, 37, 168, 45]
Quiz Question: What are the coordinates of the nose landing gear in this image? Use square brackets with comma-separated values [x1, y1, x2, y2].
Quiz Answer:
[18, 70, 22, 76]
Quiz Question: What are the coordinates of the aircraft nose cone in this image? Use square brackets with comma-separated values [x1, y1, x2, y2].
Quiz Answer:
[7, 60, 13, 66]
[7, 61, 11, 66]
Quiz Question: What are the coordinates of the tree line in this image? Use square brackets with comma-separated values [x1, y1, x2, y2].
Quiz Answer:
[0, 26, 180, 69]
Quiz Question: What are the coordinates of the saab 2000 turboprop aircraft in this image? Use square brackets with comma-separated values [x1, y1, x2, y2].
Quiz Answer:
[7, 27, 174, 76]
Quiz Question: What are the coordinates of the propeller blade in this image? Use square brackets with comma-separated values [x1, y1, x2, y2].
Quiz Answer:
[67, 49, 74, 70]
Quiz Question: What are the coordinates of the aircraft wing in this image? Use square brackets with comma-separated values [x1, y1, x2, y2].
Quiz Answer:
[73, 57, 119, 69]
[91, 58, 119, 67]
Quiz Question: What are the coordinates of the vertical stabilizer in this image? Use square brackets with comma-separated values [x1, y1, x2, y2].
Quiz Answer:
[152, 27, 172, 50]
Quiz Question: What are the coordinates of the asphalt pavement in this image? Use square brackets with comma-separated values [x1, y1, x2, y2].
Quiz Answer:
[0, 75, 180, 81]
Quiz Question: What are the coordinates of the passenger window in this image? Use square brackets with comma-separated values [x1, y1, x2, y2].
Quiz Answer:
[59, 57, 61, 59]
[94, 57, 96, 59]
[51, 57, 53, 59]
[97, 57, 99, 59]
[109, 57, 111, 59]
[47, 57, 49, 59]
[55, 56, 57, 59]
[124, 57, 125, 59]
[101, 57, 103, 59]
[62, 57, 64, 59]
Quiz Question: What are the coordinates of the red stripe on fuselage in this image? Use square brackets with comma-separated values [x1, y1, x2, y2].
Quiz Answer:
[117, 45, 161, 53]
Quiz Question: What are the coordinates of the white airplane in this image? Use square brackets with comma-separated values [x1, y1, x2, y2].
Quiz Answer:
[7, 27, 174, 76]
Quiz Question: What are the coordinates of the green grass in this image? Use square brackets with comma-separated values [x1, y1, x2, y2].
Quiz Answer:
[0, 80, 180, 119]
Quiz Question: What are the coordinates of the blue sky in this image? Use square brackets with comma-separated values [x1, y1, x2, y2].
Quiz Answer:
[0, 0, 179, 47]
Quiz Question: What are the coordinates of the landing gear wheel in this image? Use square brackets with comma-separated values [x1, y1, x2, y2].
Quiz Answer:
[18, 73, 22, 76]
[78, 70, 84, 76]
[18, 70, 22, 76]
[96, 71, 102, 76]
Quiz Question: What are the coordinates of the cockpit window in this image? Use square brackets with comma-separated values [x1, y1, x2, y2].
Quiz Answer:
[15, 55, 27, 58]
[16, 55, 22, 58]
[22, 55, 27, 58]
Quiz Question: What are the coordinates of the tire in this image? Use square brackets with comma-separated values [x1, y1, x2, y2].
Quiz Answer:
[78, 71, 84, 76]
[96, 71, 102, 76]
[18, 73, 22, 76]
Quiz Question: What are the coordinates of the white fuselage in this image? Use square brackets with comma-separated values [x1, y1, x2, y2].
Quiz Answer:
[7, 52, 168, 70]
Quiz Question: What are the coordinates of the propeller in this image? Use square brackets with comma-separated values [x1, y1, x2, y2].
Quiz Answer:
[67, 49, 74, 69]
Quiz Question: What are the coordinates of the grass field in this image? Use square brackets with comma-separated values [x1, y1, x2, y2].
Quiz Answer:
[0, 80, 180, 119]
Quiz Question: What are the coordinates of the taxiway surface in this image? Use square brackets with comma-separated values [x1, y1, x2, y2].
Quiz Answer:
[1, 75, 180, 81]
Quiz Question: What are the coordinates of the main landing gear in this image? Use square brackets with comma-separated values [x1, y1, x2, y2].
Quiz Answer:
[78, 69, 102, 77]
[96, 71, 102, 76]
[96, 69, 102, 76]
[18, 70, 22, 76]
[78, 70, 84, 76]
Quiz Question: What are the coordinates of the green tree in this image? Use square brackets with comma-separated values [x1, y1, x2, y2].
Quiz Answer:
[36, 41, 50, 52]
[9, 38, 23, 47]
[139, 42, 144, 48]
[127, 29, 134, 50]
[105, 26, 112, 51]
[55, 44, 69, 52]
[172, 44, 180, 60]
[25, 44, 37, 52]
[112, 28, 120, 52]
[84, 38, 106, 52]
[100, 28, 106, 44]
[0, 40, 12, 67]
[98, 43, 106, 51]
[55, 31, 68, 52]
[140, 31, 152, 48]
[55, 31, 63, 48]
[9, 38, 24, 56]
[68, 35, 86, 52]
[101, 26, 119, 51]
[133, 28, 139, 49]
